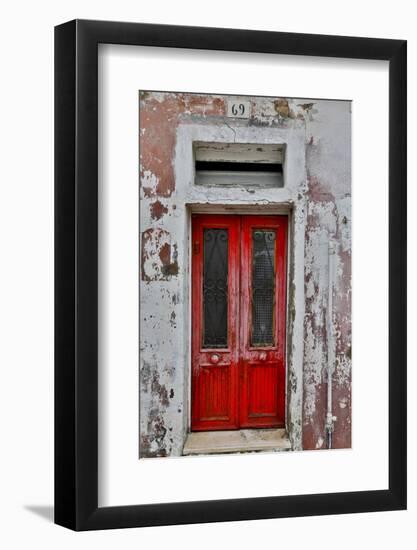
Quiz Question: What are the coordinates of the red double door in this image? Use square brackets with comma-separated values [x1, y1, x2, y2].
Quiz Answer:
[191, 214, 287, 431]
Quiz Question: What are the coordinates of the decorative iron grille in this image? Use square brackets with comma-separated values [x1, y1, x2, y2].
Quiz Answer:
[203, 228, 228, 348]
[251, 229, 276, 346]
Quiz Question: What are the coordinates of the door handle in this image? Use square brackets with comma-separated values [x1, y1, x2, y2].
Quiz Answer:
[259, 351, 267, 361]
[210, 353, 220, 364]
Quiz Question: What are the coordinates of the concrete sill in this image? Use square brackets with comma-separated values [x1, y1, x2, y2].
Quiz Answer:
[182, 428, 291, 456]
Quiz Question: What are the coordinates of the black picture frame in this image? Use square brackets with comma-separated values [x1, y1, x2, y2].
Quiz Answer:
[55, 19, 407, 531]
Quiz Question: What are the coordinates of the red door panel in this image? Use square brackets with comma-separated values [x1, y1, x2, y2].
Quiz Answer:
[240, 215, 287, 428]
[191, 215, 240, 431]
[191, 214, 287, 432]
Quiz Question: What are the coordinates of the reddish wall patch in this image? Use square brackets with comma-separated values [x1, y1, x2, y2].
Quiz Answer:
[150, 200, 168, 220]
[332, 384, 352, 448]
[140, 92, 225, 198]
[302, 383, 327, 450]
[307, 175, 335, 203]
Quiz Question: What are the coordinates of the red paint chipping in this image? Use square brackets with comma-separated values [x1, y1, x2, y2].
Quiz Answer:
[150, 200, 168, 220]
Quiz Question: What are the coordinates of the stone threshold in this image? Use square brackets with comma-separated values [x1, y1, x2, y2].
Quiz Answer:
[182, 428, 291, 456]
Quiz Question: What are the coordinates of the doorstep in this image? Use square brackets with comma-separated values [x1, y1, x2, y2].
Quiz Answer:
[182, 428, 291, 456]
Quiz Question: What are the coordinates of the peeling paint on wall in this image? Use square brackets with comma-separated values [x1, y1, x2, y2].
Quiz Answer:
[150, 200, 168, 220]
[139, 91, 351, 457]
[141, 228, 179, 281]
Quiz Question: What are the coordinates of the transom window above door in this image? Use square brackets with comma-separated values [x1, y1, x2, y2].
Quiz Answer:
[193, 142, 285, 188]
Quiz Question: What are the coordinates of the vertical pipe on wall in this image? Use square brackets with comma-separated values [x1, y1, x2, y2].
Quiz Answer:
[326, 240, 337, 449]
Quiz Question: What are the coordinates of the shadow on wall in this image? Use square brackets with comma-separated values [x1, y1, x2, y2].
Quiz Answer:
[24, 505, 54, 523]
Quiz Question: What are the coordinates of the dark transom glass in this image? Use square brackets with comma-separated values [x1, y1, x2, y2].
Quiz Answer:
[251, 229, 276, 346]
[203, 228, 228, 348]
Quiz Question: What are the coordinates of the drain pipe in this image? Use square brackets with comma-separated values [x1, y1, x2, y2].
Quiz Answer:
[326, 240, 337, 449]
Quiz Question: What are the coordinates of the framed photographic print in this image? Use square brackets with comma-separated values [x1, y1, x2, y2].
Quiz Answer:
[55, 20, 406, 530]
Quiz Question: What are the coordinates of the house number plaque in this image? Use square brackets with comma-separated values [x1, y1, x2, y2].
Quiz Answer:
[226, 99, 251, 119]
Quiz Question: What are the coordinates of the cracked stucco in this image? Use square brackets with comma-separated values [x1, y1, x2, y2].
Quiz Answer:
[139, 92, 351, 457]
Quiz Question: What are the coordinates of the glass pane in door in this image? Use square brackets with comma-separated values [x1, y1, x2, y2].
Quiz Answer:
[202, 228, 228, 348]
[251, 229, 276, 346]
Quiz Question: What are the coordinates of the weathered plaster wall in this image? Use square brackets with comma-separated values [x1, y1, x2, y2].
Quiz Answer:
[139, 92, 227, 457]
[302, 101, 352, 450]
[139, 91, 351, 457]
